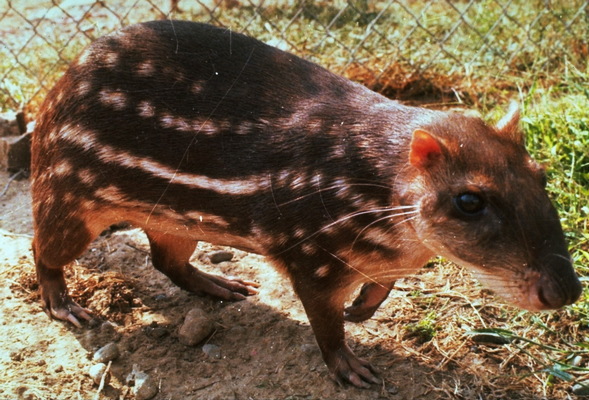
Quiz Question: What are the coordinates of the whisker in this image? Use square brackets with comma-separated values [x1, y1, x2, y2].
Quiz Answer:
[275, 206, 419, 255]
[375, 209, 419, 239]
[362, 269, 424, 282]
[545, 252, 573, 264]
[269, 172, 283, 218]
[315, 244, 391, 291]
[350, 212, 418, 251]
[276, 182, 401, 207]
[317, 178, 335, 223]
[411, 226, 528, 278]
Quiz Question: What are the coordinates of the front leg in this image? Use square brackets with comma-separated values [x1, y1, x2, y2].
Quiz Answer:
[344, 281, 395, 322]
[291, 273, 380, 388]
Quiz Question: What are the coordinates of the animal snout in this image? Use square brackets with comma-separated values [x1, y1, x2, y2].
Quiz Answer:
[532, 268, 582, 310]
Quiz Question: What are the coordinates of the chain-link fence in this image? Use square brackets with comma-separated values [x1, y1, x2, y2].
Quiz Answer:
[1, 0, 588, 114]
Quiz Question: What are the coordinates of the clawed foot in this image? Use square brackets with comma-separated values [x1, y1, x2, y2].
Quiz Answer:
[344, 282, 393, 323]
[42, 291, 94, 328]
[329, 345, 380, 388]
[344, 301, 381, 323]
[188, 268, 260, 301]
[36, 265, 94, 328]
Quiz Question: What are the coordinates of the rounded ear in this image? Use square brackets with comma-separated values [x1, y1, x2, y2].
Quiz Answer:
[495, 101, 523, 145]
[409, 129, 444, 169]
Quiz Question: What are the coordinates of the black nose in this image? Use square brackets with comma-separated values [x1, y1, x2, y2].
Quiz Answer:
[536, 270, 583, 309]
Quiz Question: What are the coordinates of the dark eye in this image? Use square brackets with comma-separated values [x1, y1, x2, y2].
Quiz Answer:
[453, 192, 486, 216]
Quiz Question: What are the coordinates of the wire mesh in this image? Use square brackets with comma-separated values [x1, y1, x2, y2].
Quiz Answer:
[1, 0, 587, 112]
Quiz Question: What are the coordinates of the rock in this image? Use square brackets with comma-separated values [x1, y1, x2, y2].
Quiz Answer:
[178, 308, 214, 346]
[143, 323, 168, 339]
[93, 342, 120, 363]
[88, 363, 110, 385]
[387, 385, 400, 394]
[571, 355, 583, 367]
[0, 111, 23, 137]
[0, 131, 30, 171]
[0, 112, 30, 171]
[9, 349, 23, 362]
[208, 250, 234, 264]
[134, 373, 158, 400]
[202, 343, 221, 359]
[98, 321, 121, 342]
[127, 364, 158, 400]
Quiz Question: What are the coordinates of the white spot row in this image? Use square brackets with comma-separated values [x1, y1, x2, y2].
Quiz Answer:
[56, 124, 273, 196]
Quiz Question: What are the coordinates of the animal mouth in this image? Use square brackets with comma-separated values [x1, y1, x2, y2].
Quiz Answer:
[471, 266, 582, 312]
[526, 283, 554, 311]
[431, 246, 582, 311]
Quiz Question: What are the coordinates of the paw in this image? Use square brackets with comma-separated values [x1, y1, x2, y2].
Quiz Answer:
[328, 346, 380, 388]
[344, 303, 380, 322]
[43, 295, 93, 328]
[191, 270, 260, 301]
[344, 282, 393, 322]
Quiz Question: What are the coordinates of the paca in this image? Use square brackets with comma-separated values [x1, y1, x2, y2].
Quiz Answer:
[30, 20, 582, 387]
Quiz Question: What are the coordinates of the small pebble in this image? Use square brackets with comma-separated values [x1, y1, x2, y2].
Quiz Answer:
[128, 364, 158, 400]
[153, 293, 167, 301]
[9, 350, 23, 362]
[88, 363, 110, 385]
[208, 250, 234, 264]
[387, 385, 400, 394]
[202, 344, 222, 359]
[144, 323, 168, 339]
[571, 355, 583, 367]
[0, 111, 20, 136]
[178, 308, 214, 346]
[99, 321, 117, 335]
[96, 321, 121, 342]
[573, 380, 589, 396]
[93, 342, 120, 363]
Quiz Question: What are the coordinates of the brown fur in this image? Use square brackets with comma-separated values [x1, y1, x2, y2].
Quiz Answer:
[30, 21, 581, 388]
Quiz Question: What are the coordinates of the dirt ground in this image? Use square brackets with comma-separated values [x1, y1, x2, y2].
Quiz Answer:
[0, 170, 581, 400]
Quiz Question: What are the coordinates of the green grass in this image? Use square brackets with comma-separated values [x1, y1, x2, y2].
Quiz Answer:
[405, 311, 439, 344]
[486, 77, 589, 387]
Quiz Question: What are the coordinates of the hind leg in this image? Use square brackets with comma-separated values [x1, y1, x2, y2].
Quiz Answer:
[33, 218, 98, 328]
[145, 230, 259, 300]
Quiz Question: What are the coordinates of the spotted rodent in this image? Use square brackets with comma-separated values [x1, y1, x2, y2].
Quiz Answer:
[31, 20, 582, 388]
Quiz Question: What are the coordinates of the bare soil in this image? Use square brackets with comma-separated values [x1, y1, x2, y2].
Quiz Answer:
[0, 170, 579, 399]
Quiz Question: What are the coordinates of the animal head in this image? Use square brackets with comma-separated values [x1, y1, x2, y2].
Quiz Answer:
[404, 103, 582, 310]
